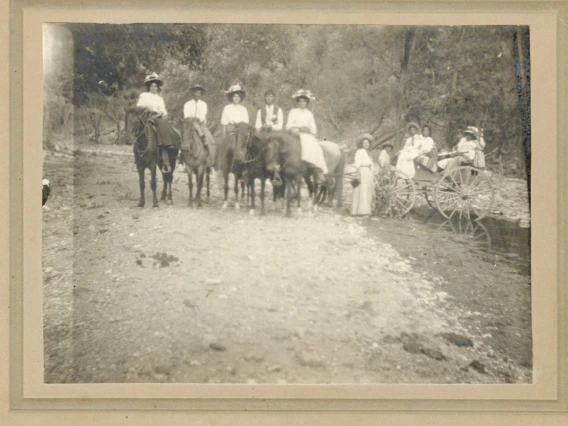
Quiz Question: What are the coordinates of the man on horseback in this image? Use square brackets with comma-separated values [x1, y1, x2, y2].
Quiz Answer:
[136, 73, 176, 173]
[183, 84, 214, 152]
[255, 90, 283, 132]
[286, 89, 328, 185]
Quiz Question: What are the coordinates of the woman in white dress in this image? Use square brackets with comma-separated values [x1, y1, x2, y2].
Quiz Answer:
[351, 134, 375, 216]
[220, 84, 249, 138]
[286, 89, 327, 184]
[136, 72, 173, 172]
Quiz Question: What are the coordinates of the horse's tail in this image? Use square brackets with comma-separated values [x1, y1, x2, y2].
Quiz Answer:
[335, 149, 346, 207]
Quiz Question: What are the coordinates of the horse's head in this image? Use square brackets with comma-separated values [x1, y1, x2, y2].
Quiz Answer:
[234, 122, 253, 161]
[124, 108, 140, 145]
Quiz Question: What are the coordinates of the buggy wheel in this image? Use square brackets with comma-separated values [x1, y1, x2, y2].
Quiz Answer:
[374, 169, 416, 218]
[424, 190, 436, 209]
[434, 166, 494, 220]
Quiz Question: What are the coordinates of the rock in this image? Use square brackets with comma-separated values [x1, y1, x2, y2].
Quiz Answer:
[421, 347, 446, 361]
[209, 342, 226, 352]
[403, 341, 422, 354]
[135, 259, 142, 266]
[154, 365, 170, 375]
[438, 332, 474, 347]
[244, 352, 264, 363]
[45, 267, 54, 274]
[382, 335, 399, 344]
[296, 352, 324, 368]
[294, 327, 306, 339]
[469, 360, 486, 374]
[205, 278, 223, 285]
[268, 365, 282, 372]
[183, 299, 196, 309]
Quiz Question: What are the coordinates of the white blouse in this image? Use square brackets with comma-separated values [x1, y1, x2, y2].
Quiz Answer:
[286, 108, 317, 135]
[378, 149, 391, 168]
[136, 92, 167, 116]
[354, 148, 373, 168]
[183, 99, 208, 123]
[221, 104, 249, 125]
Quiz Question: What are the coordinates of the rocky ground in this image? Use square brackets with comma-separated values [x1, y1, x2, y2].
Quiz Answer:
[42, 144, 532, 384]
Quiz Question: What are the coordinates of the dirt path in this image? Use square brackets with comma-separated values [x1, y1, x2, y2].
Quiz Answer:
[42, 146, 531, 384]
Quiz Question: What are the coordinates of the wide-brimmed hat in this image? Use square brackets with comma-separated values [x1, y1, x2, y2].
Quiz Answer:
[292, 89, 315, 103]
[144, 72, 163, 87]
[381, 143, 394, 149]
[191, 84, 205, 94]
[358, 133, 374, 144]
[225, 84, 246, 100]
[463, 126, 479, 137]
[406, 122, 420, 132]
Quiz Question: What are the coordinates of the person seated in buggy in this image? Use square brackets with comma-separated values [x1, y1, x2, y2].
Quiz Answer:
[395, 122, 437, 178]
[136, 73, 177, 172]
[437, 126, 486, 171]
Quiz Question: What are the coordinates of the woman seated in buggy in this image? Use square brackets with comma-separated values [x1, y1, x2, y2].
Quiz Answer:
[437, 126, 486, 172]
[395, 122, 438, 178]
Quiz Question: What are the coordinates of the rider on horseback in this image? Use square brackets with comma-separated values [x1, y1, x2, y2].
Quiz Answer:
[286, 89, 328, 185]
[221, 84, 249, 138]
[255, 90, 284, 132]
[136, 73, 174, 173]
[183, 84, 214, 156]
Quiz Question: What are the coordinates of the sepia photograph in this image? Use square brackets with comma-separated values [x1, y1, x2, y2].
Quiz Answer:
[41, 22, 532, 386]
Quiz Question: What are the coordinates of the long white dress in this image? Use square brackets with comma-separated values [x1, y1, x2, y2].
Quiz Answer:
[286, 108, 328, 173]
[351, 149, 375, 216]
[395, 135, 433, 178]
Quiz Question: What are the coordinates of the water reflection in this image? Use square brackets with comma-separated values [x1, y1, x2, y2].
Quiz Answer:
[419, 209, 530, 276]
[424, 212, 492, 253]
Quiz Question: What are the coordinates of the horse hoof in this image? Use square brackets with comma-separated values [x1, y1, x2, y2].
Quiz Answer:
[235, 203, 240, 211]
[137, 203, 144, 208]
[313, 205, 319, 213]
[197, 201, 203, 208]
[153, 204, 159, 208]
[297, 207, 303, 216]
[249, 209, 254, 216]
[222, 202, 228, 209]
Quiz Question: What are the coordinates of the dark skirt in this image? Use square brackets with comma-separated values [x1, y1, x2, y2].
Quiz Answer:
[154, 117, 173, 147]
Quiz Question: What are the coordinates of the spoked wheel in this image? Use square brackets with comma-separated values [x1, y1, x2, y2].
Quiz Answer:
[374, 169, 416, 218]
[434, 166, 494, 220]
[424, 190, 436, 209]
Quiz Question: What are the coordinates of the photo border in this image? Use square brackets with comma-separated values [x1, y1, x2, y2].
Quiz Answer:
[2, 0, 567, 424]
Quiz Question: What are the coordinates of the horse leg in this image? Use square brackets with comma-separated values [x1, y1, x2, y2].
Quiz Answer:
[222, 171, 229, 209]
[260, 178, 266, 216]
[285, 179, 293, 218]
[137, 165, 145, 207]
[150, 164, 158, 207]
[206, 167, 211, 202]
[249, 178, 256, 215]
[196, 166, 204, 208]
[234, 172, 240, 211]
[161, 171, 167, 201]
[168, 172, 173, 203]
[187, 168, 193, 207]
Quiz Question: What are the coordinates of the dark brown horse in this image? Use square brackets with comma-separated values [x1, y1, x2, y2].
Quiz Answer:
[264, 132, 345, 216]
[217, 123, 252, 210]
[181, 118, 215, 207]
[239, 130, 283, 215]
[124, 108, 180, 207]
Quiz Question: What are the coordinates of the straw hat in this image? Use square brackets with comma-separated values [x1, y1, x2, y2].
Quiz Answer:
[357, 133, 374, 148]
[463, 126, 479, 137]
[144, 72, 163, 87]
[406, 122, 420, 132]
[292, 89, 315, 103]
[225, 84, 246, 100]
[191, 84, 206, 94]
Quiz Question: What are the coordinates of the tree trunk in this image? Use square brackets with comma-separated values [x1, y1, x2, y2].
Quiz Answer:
[513, 27, 531, 195]
[445, 26, 467, 147]
[394, 27, 417, 151]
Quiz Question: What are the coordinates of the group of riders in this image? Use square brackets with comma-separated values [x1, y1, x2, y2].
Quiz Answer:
[134, 72, 487, 193]
[135, 72, 328, 183]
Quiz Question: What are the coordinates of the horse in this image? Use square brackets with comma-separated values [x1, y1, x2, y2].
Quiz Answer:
[238, 129, 283, 215]
[304, 140, 345, 208]
[180, 118, 216, 207]
[124, 108, 180, 207]
[217, 123, 252, 210]
[264, 131, 344, 217]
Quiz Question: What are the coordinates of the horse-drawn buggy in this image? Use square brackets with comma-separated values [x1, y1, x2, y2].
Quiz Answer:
[374, 152, 495, 220]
